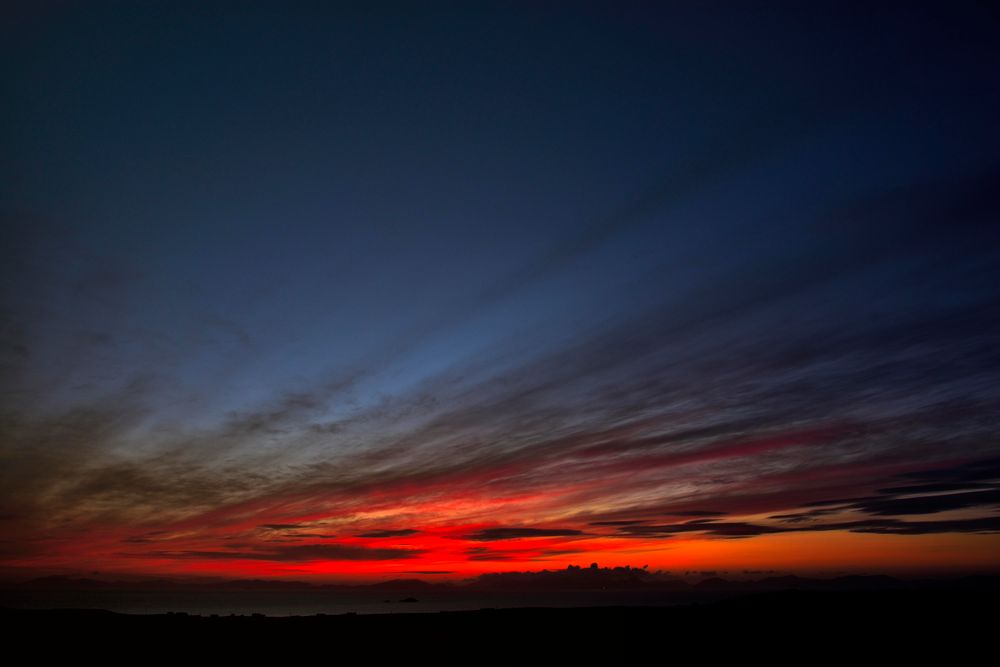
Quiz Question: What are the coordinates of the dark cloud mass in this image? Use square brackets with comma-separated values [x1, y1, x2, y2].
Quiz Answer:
[356, 529, 420, 539]
[615, 460, 1000, 539]
[465, 529, 586, 542]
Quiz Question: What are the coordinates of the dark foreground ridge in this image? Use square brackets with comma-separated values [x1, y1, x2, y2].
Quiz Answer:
[4, 589, 996, 656]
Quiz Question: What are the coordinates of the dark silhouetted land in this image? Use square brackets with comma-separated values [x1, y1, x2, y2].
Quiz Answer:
[3, 588, 997, 659]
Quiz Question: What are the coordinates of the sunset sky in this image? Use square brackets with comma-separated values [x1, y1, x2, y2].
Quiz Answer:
[2, 2, 999, 582]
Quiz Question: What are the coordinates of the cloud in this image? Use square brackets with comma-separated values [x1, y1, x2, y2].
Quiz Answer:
[589, 520, 647, 526]
[602, 456, 1000, 539]
[464, 528, 586, 541]
[126, 543, 424, 562]
[355, 529, 420, 538]
[897, 457, 1000, 485]
[847, 489, 1000, 517]
[777, 459, 1000, 521]
[620, 522, 782, 539]
[823, 517, 1000, 535]
[769, 508, 843, 523]
[617, 516, 1000, 539]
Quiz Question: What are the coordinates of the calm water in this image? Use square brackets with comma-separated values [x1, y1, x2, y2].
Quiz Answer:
[0, 589, 721, 616]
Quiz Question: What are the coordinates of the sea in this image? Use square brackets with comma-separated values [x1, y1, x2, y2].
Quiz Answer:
[0, 588, 722, 616]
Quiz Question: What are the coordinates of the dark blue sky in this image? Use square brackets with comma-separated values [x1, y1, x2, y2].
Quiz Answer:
[2, 2, 999, 578]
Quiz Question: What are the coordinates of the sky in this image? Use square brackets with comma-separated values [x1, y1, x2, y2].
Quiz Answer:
[2, 1, 999, 582]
